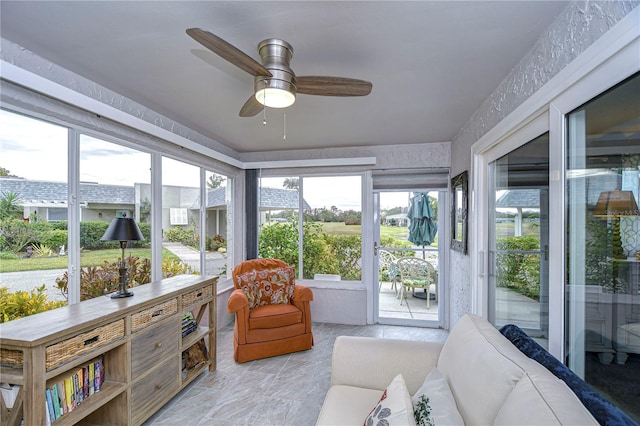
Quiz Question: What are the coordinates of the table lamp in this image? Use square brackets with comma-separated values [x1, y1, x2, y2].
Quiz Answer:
[100, 215, 145, 298]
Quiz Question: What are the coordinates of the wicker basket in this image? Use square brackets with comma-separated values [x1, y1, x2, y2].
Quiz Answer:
[131, 298, 178, 333]
[182, 285, 213, 308]
[0, 348, 23, 368]
[45, 319, 125, 371]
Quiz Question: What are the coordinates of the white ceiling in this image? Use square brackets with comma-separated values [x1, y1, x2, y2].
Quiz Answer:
[0, 1, 568, 155]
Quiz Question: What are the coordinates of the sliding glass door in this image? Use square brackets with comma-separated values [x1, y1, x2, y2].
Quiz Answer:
[566, 73, 639, 420]
[488, 133, 550, 341]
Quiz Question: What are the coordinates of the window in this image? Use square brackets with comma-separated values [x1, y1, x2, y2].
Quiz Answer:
[0, 109, 68, 303]
[79, 134, 151, 299]
[566, 73, 639, 420]
[162, 157, 201, 274]
[258, 175, 362, 280]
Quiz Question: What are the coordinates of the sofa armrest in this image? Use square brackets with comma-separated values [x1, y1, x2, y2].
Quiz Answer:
[330, 336, 443, 395]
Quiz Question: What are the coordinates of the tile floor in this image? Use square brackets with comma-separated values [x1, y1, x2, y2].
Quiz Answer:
[145, 321, 448, 425]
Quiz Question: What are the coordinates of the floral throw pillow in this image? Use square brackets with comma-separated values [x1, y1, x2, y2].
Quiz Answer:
[412, 368, 464, 426]
[237, 266, 295, 309]
[364, 374, 416, 426]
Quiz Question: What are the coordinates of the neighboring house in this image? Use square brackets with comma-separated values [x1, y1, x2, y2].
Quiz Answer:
[0, 177, 306, 237]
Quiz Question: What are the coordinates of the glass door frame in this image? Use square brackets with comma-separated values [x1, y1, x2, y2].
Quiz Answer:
[372, 189, 448, 328]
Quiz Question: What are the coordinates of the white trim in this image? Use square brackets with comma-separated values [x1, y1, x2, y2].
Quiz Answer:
[1, 60, 377, 171]
[244, 156, 376, 169]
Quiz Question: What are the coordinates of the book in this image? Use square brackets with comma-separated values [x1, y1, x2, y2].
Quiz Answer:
[44, 398, 52, 426]
[45, 388, 55, 423]
[83, 366, 89, 399]
[94, 360, 102, 392]
[89, 362, 95, 395]
[64, 377, 74, 412]
[76, 368, 83, 404]
[50, 384, 61, 419]
[56, 381, 67, 415]
[73, 372, 80, 406]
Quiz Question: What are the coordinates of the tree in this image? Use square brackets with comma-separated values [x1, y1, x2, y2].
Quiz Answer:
[0, 167, 11, 177]
[0, 191, 23, 220]
[207, 174, 225, 189]
[282, 178, 299, 190]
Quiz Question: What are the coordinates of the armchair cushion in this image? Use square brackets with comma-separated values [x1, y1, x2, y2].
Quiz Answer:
[249, 304, 303, 329]
[236, 266, 295, 309]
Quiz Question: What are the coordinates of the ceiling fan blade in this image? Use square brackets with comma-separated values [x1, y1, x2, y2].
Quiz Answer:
[239, 95, 264, 117]
[186, 28, 272, 77]
[296, 76, 372, 97]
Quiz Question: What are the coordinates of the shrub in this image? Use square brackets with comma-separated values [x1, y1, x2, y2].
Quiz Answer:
[0, 219, 36, 254]
[164, 226, 194, 243]
[0, 285, 66, 323]
[55, 256, 196, 301]
[496, 234, 540, 300]
[322, 234, 362, 280]
[40, 229, 68, 250]
[206, 234, 226, 251]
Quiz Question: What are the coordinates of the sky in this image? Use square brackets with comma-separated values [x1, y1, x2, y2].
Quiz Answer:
[1, 109, 418, 211]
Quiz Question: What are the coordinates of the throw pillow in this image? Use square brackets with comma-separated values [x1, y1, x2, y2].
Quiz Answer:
[412, 368, 464, 426]
[364, 374, 416, 426]
[237, 266, 295, 309]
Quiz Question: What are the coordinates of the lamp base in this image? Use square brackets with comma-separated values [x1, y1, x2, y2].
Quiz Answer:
[111, 289, 134, 299]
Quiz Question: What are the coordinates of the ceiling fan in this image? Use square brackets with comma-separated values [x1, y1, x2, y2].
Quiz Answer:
[186, 28, 373, 117]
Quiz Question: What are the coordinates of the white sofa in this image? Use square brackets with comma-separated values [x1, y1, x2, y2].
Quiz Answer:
[317, 313, 598, 425]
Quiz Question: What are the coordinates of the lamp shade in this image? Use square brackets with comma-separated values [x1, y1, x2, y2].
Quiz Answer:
[593, 190, 640, 217]
[100, 217, 144, 242]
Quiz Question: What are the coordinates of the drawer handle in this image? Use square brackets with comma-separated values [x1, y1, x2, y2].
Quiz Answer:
[155, 342, 163, 349]
[196, 292, 202, 297]
[84, 336, 99, 346]
[151, 309, 164, 317]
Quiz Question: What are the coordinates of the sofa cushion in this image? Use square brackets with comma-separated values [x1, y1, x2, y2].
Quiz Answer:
[500, 324, 631, 426]
[248, 303, 302, 329]
[437, 314, 527, 425]
[316, 385, 383, 425]
[494, 368, 598, 425]
[364, 374, 416, 426]
[237, 266, 295, 309]
[412, 368, 463, 426]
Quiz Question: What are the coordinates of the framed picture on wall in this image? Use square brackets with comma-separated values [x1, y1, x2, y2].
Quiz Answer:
[451, 171, 468, 254]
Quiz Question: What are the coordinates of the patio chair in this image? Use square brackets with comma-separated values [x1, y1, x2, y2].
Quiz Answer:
[378, 249, 400, 294]
[396, 257, 437, 309]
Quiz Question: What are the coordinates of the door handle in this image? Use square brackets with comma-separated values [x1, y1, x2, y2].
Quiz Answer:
[374, 241, 378, 256]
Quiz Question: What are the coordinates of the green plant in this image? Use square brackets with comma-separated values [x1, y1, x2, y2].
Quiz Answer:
[0, 191, 23, 220]
[164, 226, 195, 244]
[0, 218, 37, 254]
[0, 285, 66, 323]
[31, 243, 54, 257]
[496, 234, 540, 300]
[322, 233, 362, 280]
[55, 256, 196, 301]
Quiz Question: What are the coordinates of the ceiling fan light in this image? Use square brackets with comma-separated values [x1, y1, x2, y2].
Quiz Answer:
[255, 87, 295, 108]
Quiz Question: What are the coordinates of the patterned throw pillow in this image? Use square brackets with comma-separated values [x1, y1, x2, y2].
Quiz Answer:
[364, 374, 416, 426]
[236, 266, 295, 309]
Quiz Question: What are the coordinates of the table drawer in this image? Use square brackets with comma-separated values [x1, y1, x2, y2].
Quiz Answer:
[131, 319, 179, 379]
[131, 356, 180, 425]
[182, 285, 213, 309]
[45, 319, 125, 370]
[132, 298, 178, 333]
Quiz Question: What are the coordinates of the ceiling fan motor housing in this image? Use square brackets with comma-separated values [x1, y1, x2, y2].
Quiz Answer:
[254, 38, 297, 99]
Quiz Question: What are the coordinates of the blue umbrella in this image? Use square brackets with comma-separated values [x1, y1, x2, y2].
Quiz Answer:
[407, 193, 437, 247]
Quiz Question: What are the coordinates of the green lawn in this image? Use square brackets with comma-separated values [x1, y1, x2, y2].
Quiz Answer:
[0, 248, 181, 273]
[317, 222, 438, 245]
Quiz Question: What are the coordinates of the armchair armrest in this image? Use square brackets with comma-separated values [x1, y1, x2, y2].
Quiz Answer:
[293, 284, 313, 302]
[330, 336, 443, 395]
[227, 288, 249, 313]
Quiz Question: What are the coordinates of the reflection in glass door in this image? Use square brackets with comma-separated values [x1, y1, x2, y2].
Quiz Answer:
[566, 73, 639, 422]
[376, 190, 442, 325]
[488, 134, 549, 342]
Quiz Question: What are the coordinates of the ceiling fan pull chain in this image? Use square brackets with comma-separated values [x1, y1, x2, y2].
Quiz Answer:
[283, 113, 287, 141]
[262, 81, 268, 125]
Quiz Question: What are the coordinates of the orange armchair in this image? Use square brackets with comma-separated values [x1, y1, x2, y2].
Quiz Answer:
[227, 258, 314, 363]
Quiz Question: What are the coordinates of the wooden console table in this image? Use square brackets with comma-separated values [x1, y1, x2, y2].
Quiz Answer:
[0, 274, 217, 425]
